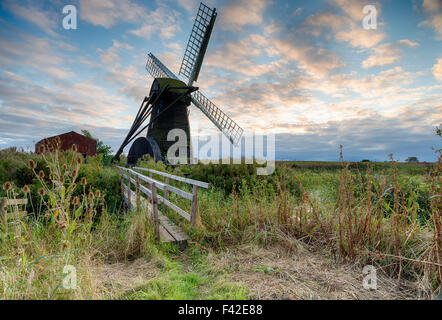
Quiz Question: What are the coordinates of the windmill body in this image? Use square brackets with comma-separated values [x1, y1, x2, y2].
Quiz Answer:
[113, 3, 243, 166]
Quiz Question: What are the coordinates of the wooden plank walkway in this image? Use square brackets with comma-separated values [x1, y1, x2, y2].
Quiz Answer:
[122, 184, 189, 250]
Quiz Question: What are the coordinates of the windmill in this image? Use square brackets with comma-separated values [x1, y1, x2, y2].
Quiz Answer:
[113, 2, 243, 166]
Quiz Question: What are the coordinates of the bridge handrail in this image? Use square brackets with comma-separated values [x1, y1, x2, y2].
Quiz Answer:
[117, 166, 206, 232]
[133, 167, 210, 189]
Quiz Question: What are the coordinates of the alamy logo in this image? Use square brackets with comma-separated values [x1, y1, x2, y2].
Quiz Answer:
[362, 265, 377, 290]
[166, 129, 275, 175]
[62, 265, 77, 290]
[362, 5, 377, 30]
[62, 5, 77, 30]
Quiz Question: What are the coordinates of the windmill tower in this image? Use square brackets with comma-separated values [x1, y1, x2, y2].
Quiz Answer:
[113, 2, 243, 166]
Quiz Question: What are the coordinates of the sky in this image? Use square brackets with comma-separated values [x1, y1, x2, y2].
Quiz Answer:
[0, 0, 441, 162]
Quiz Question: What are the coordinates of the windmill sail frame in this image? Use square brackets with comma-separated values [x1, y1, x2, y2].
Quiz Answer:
[179, 3, 217, 85]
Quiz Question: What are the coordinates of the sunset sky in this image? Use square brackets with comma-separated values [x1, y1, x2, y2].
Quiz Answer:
[0, 0, 441, 161]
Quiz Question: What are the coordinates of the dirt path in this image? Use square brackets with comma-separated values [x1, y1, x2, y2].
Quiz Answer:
[93, 243, 420, 300]
[201, 244, 418, 300]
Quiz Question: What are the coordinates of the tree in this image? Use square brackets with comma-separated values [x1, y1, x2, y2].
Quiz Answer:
[81, 130, 113, 158]
[405, 156, 419, 163]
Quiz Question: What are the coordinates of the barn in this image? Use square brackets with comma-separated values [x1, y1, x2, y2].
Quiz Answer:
[35, 131, 97, 157]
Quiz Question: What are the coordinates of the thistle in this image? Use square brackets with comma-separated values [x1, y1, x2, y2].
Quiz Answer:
[3, 181, 11, 191]
[23, 185, 30, 193]
[29, 159, 36, 169]
[72, 196, 80, 205]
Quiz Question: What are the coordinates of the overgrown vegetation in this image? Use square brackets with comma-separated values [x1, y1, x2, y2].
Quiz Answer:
[0, 138, 440, 299]
[135, 151, 441, 296]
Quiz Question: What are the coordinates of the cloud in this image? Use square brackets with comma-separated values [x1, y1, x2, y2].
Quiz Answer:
[129, 4, 181, 40]
[306, 1, 385, 49]
[219, 0, 269, 31]
[293, 8, 303, 17]
[3, 0, 58, 37]
[420, 0, 442, 38]
[274, 104, 441, 162]
[174, 0, 201, 13]
[205, 35, 281, 77]
[433, 57, 442, 81]
[0, 33, 76, 80]
[79, 0, 146, 28]
[362, 40, 419, 69]
[97, 40, 134, 65]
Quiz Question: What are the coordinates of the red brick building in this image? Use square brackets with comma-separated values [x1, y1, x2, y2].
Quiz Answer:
[35, 131, 97, 156]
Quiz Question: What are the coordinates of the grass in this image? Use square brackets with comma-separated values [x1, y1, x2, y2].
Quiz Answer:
[136, 153, 441, 295]
[121, 247, 248, 300]
[0, 142, 440, 299]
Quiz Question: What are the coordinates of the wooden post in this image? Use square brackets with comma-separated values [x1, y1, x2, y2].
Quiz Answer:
[120, 168, 125, 204]
[190, 185, 198, 226]
[148, 172, 153, 190]
[136, 175, 140, 211]
[152, 183, 160, 241]
[164, 177, 170, 200]
[0, 198, 6, 228]
[126, 170, 131, 209]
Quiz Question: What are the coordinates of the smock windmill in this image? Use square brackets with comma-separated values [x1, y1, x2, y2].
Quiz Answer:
[113, 2, 243, 166]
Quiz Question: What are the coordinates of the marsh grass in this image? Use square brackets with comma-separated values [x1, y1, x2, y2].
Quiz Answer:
[0, 147, 440, 299]
[135, 154, 441, 296]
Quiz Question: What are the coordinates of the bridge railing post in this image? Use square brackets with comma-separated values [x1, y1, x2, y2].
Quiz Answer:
[136, 175, 140, 211]
[127, 170, 131, 209]
[191, 185, 198, 226]
[164, 177, 170, 200]
[148, 172, 153, 191]
[152, 183, 160, 241]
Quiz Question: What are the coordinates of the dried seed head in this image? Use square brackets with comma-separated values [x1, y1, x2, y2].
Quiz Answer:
[72, 144, 78, 152]
[63, 164, 67, 170]
[71, 183, 77, 190]
[60, 176, 65, 184]
[95, 189, 101, 198]
[77, 156, 82, 165]
[56, 136, 61, 144]
[81, 177, 87, 186]
[23, 185, 30, 193]
[3, 205, 8, 211]
[72, 170, 77, 177]
[39, 145, 45, 153]
[88, 191, 94, 200]
[72, 196, 80, 205]
[3, 181, 11, 191]
[39, 170, 45, 179]
[29, 159, 36, 169]
[38, 188, 45, 196]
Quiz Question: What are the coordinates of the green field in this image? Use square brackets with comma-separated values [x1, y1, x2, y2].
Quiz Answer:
[0, 146, 440, 299]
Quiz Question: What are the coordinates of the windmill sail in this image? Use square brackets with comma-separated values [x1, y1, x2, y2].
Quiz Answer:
[191, 91, 243, 146]
[146, 53, 243, 147]
[146, 53, 179, 80]
[179, 3, 217, 85]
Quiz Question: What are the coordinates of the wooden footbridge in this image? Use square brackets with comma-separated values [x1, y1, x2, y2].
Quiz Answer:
[117, 166, 209, 250]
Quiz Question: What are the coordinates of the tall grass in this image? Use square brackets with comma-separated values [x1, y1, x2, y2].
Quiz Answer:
[138, 155, 441, 296]
[0, 143, 155, 299]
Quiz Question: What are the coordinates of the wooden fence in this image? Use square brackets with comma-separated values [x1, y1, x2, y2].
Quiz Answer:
[0, 197, 28, 224]
[117, 166, 209, 245]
